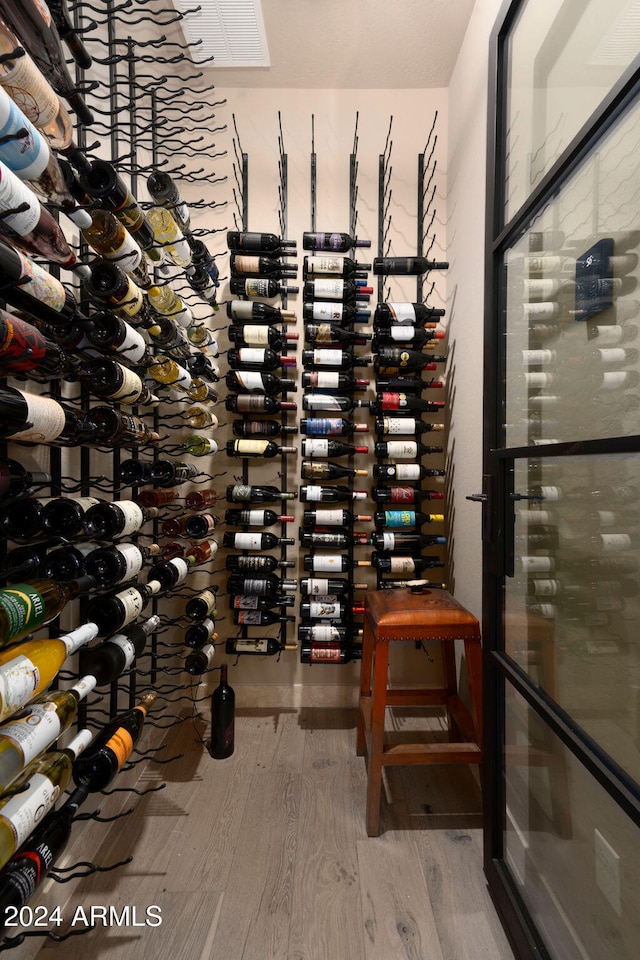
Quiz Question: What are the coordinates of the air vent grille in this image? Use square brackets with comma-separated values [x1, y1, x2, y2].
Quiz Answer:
[172, 0, 270, 67]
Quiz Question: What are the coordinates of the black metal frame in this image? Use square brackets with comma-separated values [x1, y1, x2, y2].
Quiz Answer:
[482, 3, 640, 958]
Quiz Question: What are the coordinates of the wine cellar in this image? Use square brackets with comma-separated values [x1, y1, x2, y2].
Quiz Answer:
[1, 1, 640, 959]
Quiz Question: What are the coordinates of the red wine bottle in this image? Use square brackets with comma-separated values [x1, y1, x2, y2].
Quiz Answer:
[303, 255, 370, 278]
[83, 500, 159, 540]
[302, 371, 369, 392]
[222, 532, 295, 550]
[40, 496, 101, 538]
[375, 375, 444, 393]
[232, 610, 294, 627]
[0, 239, 81, 326]
[85, 581, 161, 636]
[303, 279, 372, 302]
[374, 347, 447, 374]
[225, 371, 297, 395]
[84, 543, 161, 589]
[371, 532, 447, 551]
[0, 309, 73, 381]
[226, 300, 296, 323]
[210, 665, 235, 759]
[225, 394, 297, 414]
[303, 301, 370, 324]
[373, 256, 449, 275]
[301, 461, 367, 481]
[0, 385, 95, 447]
[227, 231, 296, 254]
[302, 231, 371, 252]
[375, 417, 445, 437]
[301, 438, 368, 458]
[302, 348, 371, 370]
[373, 509, 445, 529]
[300, 642, 362, 664]
[85, 311, 153, 367]
[373, 463, 446, 481]
[299, 530, 365, 549]
[302, 395, 370, 413]
[226, 574, 297, 597]
[227, 347, 296, 372]
[224, 509, 294, 527]
[232, 419, 298, 439]
[225, 484, 296, 504]
[185, 643, 216, 675]
[228, 324, 299, 349]
[230, 253, 298, 277]
[304, 323, 371, 345]
[371, 553, 445, 573]
[300, 485, 367, 504]
[372, 486, 445, 504]
[303, 554, 371, 573]
[230, 594, 294, 611]
[374, 440, 444, 459]
[298, 623, 357, 642]
[78, 616, 160, 685]
[72, 692, 157, 790]
[185, 589, 218, 623]
[300, 600, 365, 620]
[301, 508, 372, 528]
[372, 328, 445, 349]
[373, 302, 446, 325]
[185, 619, 217, 650]
[371, 394, 445, 414]
[300, 416, 369, 436]
[300, 578, 368, 597]
[228, 277, 298, 299]
[0, 458, 51, 502]
[225, 554, 294, 573]
[226, 439, 296, 459]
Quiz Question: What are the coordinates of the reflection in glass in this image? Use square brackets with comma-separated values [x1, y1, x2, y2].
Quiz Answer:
[505, 689, 640, 960]
[505, 455, 640, 785]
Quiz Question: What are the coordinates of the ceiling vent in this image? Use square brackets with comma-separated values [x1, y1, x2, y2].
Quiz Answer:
[588, 0, 640, 66]
[172, 0, 270, 67]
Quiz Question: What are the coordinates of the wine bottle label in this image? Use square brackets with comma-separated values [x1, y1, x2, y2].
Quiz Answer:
[240, 511, 266, 525]
[395, 464, 421, 480]
[304, 463, 333, 479]
[194, 590, 217, 615]
[594, 325, 624, 344]
[237, 610, 268, 625]
[382, 534, 396, 550]
[539, 485, 561, 500]
[233, 595, 260, 609]
[596, 511, 616, 526]
[522, 350, 554, 365]
[532, 580, 559, 596]
[305, 578, 329, 595]
[0, 772, 61, 850]
[388, 557, 416, 573]
[0, 162, 41, 234]
[304, 439, 330, 456]
[311, 279, 344, 298]
[242, 325, 270, 345]
[597, 348, 627, 364]
[233, 372, 267, 391]
[311, 556, 344, 571]
[237, 579, 268, 595]
[312, 509, 343, 525]
[229, 485, 252, 500]
[518, 509, 552, 525]
[304, 486, 324, 502]
[520, 556, 552, 572]
[233, 533, 263, 549]
[0, 655, 39, 721]
[234, 256, 261, 273]
[108, 364, 144, 402]
[234, 396, 267, 413]
[244, 279, 270, 297]
[229, 302, 255, 319]
[0, 92, 49, 180]
[104, 726, 135, 771]
[118, 276, 145, 319]
[523, 303, 559, 320]
[234, 440, 270, 455]
[115, 587, 146, 625]
[528, 603, 556, 619]
[308, 644, 342, 662]
[0, 584, 45, 640]
[113, 189, 146, 236]
[383, 510, 416, 527]
[600, 533, 631, 550]
[384, 441, 418, 458]
[388, 487, 417, 503]
[307, 601, 341, 618]
[387, 303, 416, 324]
[309, 302, 344, 321]
[0, 51, 59, 127]
[0, 701, 64, 767]
[117, 323, 146, 363]
[238, 348, 267, 364]
[61, 623, 100, 656]
[383, 418, 417, 434]
[114, 543, 144, 580]
[12, 252, 66, 315]
[307, 533, 345, 546]
[324, 235, 345, 251]
[313, 349, 343, 366]
[108, 634, 137, 671]
[115, 502, 145, 537]
[236, 638, 270, 653]
[102, 231, 143, 273]
[388, 327, 416, 342]
[600, 372, 629, 390]
[308, 625, 341, 642]
[304, 414, 344, 429]
[307, 256, 343, 274]
[312, 324, 337, 343]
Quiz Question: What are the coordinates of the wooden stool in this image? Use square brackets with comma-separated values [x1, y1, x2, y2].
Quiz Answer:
[356, 587, 482, 836]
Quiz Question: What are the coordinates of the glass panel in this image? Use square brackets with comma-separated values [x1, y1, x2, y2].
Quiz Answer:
[504, 454, 640, 785]
[504, 0, 640, 220]
[504, 688, 640, 960]
[503, 86, 640, 447]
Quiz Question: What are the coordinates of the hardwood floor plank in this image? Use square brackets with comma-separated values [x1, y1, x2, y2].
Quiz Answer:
[357, 838, 445, 960]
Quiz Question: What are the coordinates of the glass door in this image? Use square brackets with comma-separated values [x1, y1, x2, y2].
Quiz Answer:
[483, 3, 640, 958]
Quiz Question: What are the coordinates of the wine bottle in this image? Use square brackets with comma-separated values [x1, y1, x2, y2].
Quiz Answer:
[372, 531, 446, 552]
[186, 378, 218, 404]
[227, 638, 298, 656]
[187, 322, 216, 350]
[230, 594, 294, 611]
[372, 486, 445, 504]
[85, 312, 152, 367]
[0, 730, 91, 870]
[304, 323, 371, 346]
[303, 554, 371, 572]
[181, 406, 218, 431]
[72, 692, 157, 791]
[228, 277, 298, 299]
[372, 553, 445, 573]
[85, 581, 161, 637]
[372, 328, 445, 350]
[232, 419, 297, 439]
[0, 310, 73, 381]
[225, 371, 297, 395]
[374, 348, 447, 374]
[184, 489, 220, 511]
[78, 615, 159, 685]
[375, 375, 444, 394]
[226, 439, 296, 459]
[147, 459, 199, 487]
[224, 509, 294, 528]
[83, 358, 158, 407]
[0, 240, 82, 327]
[0, 458, 50, 502]
[226, 575, 297, 597]
[230, 253, 297, 277]
[210, 665, 234, 759]
[0, 1, 94, 124]
[302, 301, 370, 324]
[302, 231, 371, 252]
[300, 578, 367, 597]
[0, 623, 98, 722]
[146, 283, 193, 329]
[301, 395, 369, 413]
[186, 263, 217, 302]
[182, 513, 216, 540]
[226, 300, 296, 323]
[185, 589, 218, 623]
[1, 496, 58, 542]
[187, 241, 219, 288]
[373, 509, 445, 529]
[0, 675, 96, 793]
[371, 394, 445, 414]
[185, 618, 217, 650]
[183, 435, 218, 457]
[84, 543, 161, 589]
[227, 347, 296, 372]
[89, 406, 160, 449]
[298, 624, 359, 642]
[147, 206, 191, 268]
[227, 231, 296, 254]
[232, 610, 294, 627]
[225, 486, 295, 507]
[225, 394, 297, 415]
[1, 544, 47, 582]
[185, 353, 220, 383]
[373, 302, 446, 325]
[147, 556, 194, 592]
[302, 371, 369, 392]
[373, 463, 446, 481]
[300, 485, 367, 503]
[301, 438, 368, 459]
[373, 256, 449, 275]
[222, 532, 295, 551]
[303, 279, 372, 302]
[300, 418, 369, 439]
[0, 575, 95, 647]
[81, 209, 145, 277]
[40, 496, 101, 539]
[83, 259, 151, 325]
[229, 324, 298, 349]
[185, 642, 216, 675]
[79, 160, 165, 265]
[375, 417, 444, 438]
[303, 255, 370, 279]
[301, 348, 371, 370]
[225, 553, 294, 573]
[301, 461, 368, 481]
[299, 530, 366, 549]
[302, 508, 372, 528]
[147, 354, 192, 390]
[147, 170, 191, 234]
[300, 600, 365, 621]
[146, 315, 190, 359]
[300, 642, 362, 664]
[374, 440, 444, 459]
[136, 490, 178, 509]
[0, 386, 97, 449]
[83, 500, 159, 541]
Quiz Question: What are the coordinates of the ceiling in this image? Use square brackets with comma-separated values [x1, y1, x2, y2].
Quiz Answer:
[172, 0, 477, 88]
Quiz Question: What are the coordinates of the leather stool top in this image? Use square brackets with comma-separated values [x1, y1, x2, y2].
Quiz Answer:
[365, 588, 480, 641]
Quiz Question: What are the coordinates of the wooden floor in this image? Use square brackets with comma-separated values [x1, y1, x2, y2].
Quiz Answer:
[8, 702, 515, 960]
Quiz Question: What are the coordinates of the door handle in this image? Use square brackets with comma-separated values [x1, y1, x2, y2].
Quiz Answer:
[466, 493, 488, 502]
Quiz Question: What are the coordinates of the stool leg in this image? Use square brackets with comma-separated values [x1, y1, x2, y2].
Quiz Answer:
[464, 635, 482, 746]
[366, 637, 389, 837]
[356, 615, 374, 757]
[442, 641, 461, 741]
